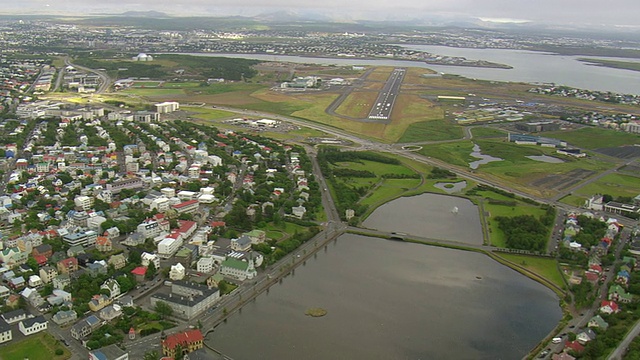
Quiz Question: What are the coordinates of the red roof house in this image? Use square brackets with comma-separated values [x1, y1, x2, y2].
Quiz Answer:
[600, 300, 619, 314]
[131, 266, 147, 282]
[161, 329, 204, 358]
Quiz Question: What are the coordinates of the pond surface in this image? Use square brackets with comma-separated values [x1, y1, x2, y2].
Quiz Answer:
[207, 234, 562, 360]
[362, 193, 483, 245]
[469, 143, 503, 169]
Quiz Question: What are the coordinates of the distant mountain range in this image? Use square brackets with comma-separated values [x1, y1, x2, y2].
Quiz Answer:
[119, 11, 170, 18]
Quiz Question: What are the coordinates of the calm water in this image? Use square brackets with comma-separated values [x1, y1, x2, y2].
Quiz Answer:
[176, 47, 640, 94]
[207, 234, 562, 360]
[470, 143, 504, 170]
[362, 193, 483, 245]
[403, 45, 640, 95]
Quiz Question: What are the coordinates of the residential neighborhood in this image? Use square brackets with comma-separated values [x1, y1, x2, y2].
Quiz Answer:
[0, 90, 323, 358]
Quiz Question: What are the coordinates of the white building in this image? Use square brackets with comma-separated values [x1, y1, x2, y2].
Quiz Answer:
[137, 220, 164, 239]
[169, 263, 186, 281]
[158, 237, 183, 259]
[197, 256, 215, 274]
[151, 197, 171, 212]
[28, 275, 43, 288]
[177, 191, 198, 201]
[101, 279, 121, 299]
[87, 215, 107, 231]
[198, 194, 216, 204]
[132, 53, 153, 61]
[219, 258, 256, 281]
[161, 188, 176, 198]
[19, 316, 48, 336]
[155, 102, 179, 113]
[0, 319, 12, 344]
[62, 230, 98, 247]
[74, 195, 94, 211]
[141, 252, 160, 269]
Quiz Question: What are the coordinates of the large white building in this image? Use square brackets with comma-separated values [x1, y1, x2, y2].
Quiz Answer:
[141, 252, 160, 269]
[150, 281, 220, 320]
[155, 102, 180, 113]
[62, 230, 98, 247]
[158, 237, 183, 258]
[74, 195, 94, 211]
[169, 263, 186, 281]
[137, 220, 164, 239]
[19, 316, 48, 336]
[197, 256, 215, 273]
[0, 319, 11, 344]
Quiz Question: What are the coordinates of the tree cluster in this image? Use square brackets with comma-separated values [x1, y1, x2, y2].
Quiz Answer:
[495, 214, 548, 252]
[427, 167, 457, 179]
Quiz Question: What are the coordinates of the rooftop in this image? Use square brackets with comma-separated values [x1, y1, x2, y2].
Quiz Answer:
[162, 329, 203, 350]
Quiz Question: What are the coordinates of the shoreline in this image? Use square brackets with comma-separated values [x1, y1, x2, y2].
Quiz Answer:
[161, 51, 512, 69]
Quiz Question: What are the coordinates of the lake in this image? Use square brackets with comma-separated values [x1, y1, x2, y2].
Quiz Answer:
[362, 193, 483, 245]
[206, 234, 562, 360]
[176, 47, 640, 94]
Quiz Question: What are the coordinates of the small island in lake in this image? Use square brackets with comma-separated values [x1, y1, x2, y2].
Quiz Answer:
[305, 307, 328, 317]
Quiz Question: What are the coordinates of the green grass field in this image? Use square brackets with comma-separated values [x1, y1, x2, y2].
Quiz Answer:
[360, 178, 422, 208]
[335, 91, 378, 118]
[495, 253, 565, 290]
[398, 119, 464, 143]
[483, 201, 547, 248]
[417, 139, 613, 197]
[182, 106, 235, 120]
[187, 83, 265, 96]
[544, 127, 640, 149]
[161, 81, 202, 88]
[121, 88, 185, 96]
[1, 332, 71, 360]
[579, 58, 640, 72]
[470, 127, 508, 138]
[337, 160, 417, 177]
[261, 221, 309, 240]
[559, 173, 640, 207]
[418, 140, 476, 167]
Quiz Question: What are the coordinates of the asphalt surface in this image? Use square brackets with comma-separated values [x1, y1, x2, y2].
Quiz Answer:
[367, 68, 405, 121]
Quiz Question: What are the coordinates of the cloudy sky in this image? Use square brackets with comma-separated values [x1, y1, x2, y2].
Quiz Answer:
[5, 0, 639, 27]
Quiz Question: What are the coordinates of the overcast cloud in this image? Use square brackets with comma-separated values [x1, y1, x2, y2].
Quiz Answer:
[5, 0, 639, 27]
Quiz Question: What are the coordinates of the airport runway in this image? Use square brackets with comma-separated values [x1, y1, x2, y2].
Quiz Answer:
[366, 68, 406, 122]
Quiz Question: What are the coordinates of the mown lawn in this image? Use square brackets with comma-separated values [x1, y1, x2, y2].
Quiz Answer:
[360, 178, 422, 208]
[483, 201, 547, 248]
[182, 106, 235, 120]
[544, 127, 640, 149]
[495, 253, 565, 290]
[418, 140, 476, 167]
[2, 332, 71, 360]
[335, 91, 378, 118]
[398, 119, 464, 143]
[571, 173, 640, 199]
[338, 160, 417, 177]
[470, 127, 508, 138]
[121, 88, 185, 96]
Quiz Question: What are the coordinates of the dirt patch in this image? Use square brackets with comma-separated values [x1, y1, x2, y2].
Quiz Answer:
[595, 146, 640, 159]
[529, 168, 596, 191]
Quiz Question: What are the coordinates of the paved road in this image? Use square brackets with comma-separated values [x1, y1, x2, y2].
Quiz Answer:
[609, 318, 640, 359]
[65, 58, 111, 93]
